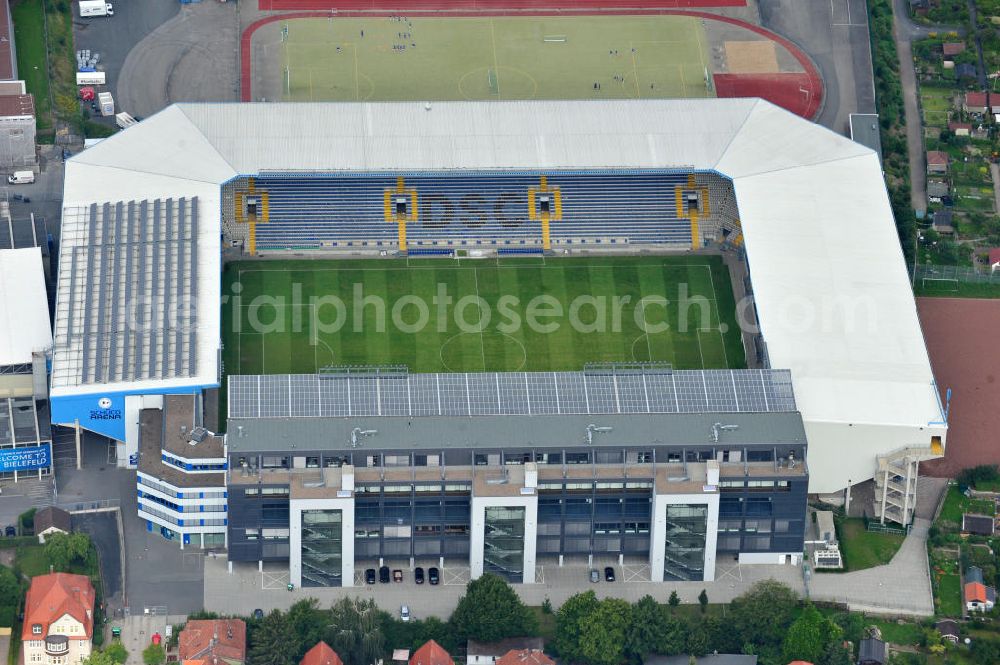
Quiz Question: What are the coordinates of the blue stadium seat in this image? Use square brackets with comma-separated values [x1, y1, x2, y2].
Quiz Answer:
[250, 171, 718, 250]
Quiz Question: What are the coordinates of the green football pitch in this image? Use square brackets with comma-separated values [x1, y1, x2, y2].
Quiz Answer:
[220, 255, 746, 376]
[268, 15, 713, 101]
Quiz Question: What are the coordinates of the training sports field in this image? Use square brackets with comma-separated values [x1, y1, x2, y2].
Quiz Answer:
[263, 15, 713, 101]
[220, 255, 746, 376]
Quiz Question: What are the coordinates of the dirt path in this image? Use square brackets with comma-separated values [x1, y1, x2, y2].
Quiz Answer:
[892, 0, 927, 214]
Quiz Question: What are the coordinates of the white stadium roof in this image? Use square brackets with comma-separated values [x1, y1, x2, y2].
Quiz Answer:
[55, 99, 945, 491]
[0, 247, 51, 367]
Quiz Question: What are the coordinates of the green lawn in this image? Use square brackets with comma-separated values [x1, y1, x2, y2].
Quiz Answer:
[835, 518, 905, 571]
[266, 15, 713, 102]
[221, 255, 745, 376]
[937, 571, 963, 617]
[939, 485, 995, 525]
[11, 0, 51, 133]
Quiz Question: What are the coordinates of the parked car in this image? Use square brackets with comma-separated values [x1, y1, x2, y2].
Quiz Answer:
[379, 566, 390, 583]
[4, 525, 15, 537]
[392, 569, 403, 582]
[428, 567, 439, 585]
[590, 569, 599, 583]
[400, 605, 410, 622]
[604, 566, 615, 582]
[365, 568, 376, 585]
[252, 608, 264, 620]
[415, 567, 424, 584]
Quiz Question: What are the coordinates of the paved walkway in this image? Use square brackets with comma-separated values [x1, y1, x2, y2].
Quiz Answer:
[810, 517, 934, 616]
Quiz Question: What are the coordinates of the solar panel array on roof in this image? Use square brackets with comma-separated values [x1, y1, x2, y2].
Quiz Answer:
[51, 198, 199, 387]
[228, 369, 796, 420]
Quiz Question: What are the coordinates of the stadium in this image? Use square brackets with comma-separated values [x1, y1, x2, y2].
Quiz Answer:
[48, 98, 945, 586]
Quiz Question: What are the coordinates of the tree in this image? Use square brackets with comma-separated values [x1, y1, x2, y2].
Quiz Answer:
[655, 609, 687, 656]
[287, 599, 330, 661]
[248, 610, 295, 665]
[449, 574, 537, 643]
[44, 532, 91, 571]
[626, 596, 666, 662]
[685, 621, 710, 657]
[667, 591, 680, 608]
[819, 641, 853, 665]
[82, 653, 119, 665]
[103, 642, 129, 664]
[578, 598, 631, 665]
[0, 566, 19, 602]
[326, 597, 385, 665]
[554, 591, 599, 662]
[728, 580, 799, 649]
[142, 644, 165, 665]
[782, 604, 826, 664]
[697, 589, 708, 613]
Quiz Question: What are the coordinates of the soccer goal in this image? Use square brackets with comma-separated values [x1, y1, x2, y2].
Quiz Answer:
[920, 277, 960, 292]
[543, 35, 567, 43]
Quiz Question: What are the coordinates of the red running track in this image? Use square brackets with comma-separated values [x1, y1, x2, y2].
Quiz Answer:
[241, 8, 822, 120]
[261, 0, 744, 12]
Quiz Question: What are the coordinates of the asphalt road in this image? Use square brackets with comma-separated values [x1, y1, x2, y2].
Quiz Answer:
[759, 0, 876, 134]
[73, 511, 123, 604]
[71, 0, 180, 119]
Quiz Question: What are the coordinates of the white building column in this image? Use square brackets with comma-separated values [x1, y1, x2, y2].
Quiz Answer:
[649, 491, 720, 583]
[289, 496, 355, 589]
[470, 494, 538, 584]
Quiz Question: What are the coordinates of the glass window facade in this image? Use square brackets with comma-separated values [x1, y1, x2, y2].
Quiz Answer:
[663, 504, 708, 582]
[300, 509, 343, 588]
[484, 506, 526, 583]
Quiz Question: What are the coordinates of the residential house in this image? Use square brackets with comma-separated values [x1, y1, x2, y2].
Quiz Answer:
[34, 506, 71, 544]
[933, 209, 955, 234]
[467, 639, 544, 665]
[964, 91, 989, 115]
[178, 619, 247, 665]
[909, 0, 929, 15]
[21, 572, 95, 665]
[956, 63, 978, 80]
[935, 619, 960, 644]
[927, 150, 949, 174]
[927, 179, 950, 201]
[962, 513, 995, 536]
[0, 0, 36, 169]
[495, 650, 554, 665]
[410, 641, 453, 665]
[949, 122, 972, 137]
[300, 642, 343, 665]
[964, 569, 996, 612]
[858, 637, 888, 665]
[989, 247, 1000, 272]
[943, 42, 966, 56]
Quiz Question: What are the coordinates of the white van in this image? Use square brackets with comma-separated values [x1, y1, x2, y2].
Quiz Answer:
[8, 171, 34, 184]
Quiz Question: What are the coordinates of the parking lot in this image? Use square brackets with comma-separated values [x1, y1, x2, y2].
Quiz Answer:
[204, 555, 804, 618]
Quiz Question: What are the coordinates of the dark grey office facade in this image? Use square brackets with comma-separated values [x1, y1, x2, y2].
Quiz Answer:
[222, 368, 808, 587]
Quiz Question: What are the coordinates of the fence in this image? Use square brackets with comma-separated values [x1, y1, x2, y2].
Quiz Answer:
[864, 516, 911, 536]
[912, 263, 1000, 286]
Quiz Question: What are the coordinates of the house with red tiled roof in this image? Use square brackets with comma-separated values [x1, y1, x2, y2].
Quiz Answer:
[927, 151, 950, 174]
[965, 91, 989, 114]
[179, 619, 247, 665]
[300, 642, 343, 665]
[943, 42, 966, 56]
[949, 122, 972, 136]
[495, 649, 554, 665]
[964, 581, 996, 611]
[21, 572, 95, 665]
[410, 640, 453, 665]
